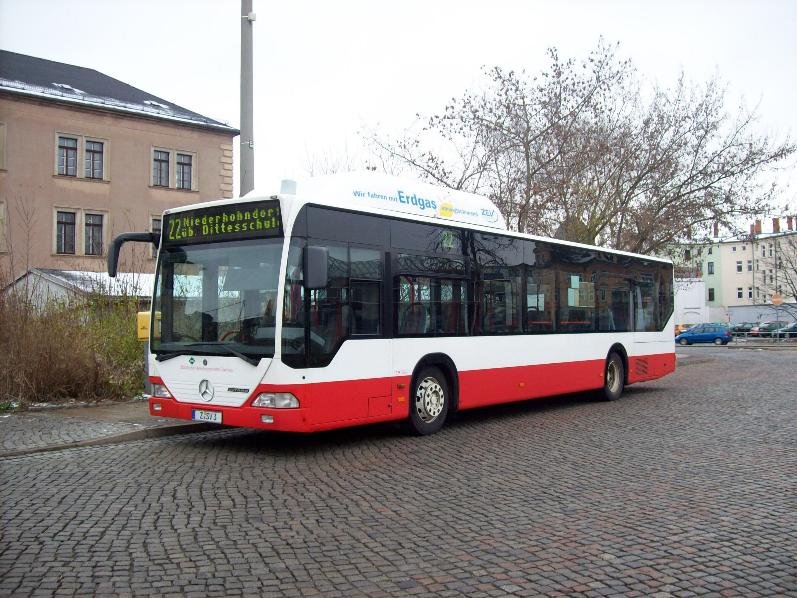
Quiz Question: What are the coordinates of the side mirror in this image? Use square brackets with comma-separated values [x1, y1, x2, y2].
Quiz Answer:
[107, 232, 160, 277]
[304, 245, 328, 290]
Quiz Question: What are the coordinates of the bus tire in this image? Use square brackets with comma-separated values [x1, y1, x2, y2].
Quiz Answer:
[600, 352, 625, 402]
[407, 367, 449, 435]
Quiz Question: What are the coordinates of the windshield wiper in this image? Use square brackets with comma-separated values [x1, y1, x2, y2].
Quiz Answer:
[213, 345, 261, 367]
[155, 348, 204, 362]
[154, 344, 261, 366]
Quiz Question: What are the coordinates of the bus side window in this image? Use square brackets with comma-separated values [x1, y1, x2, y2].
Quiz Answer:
[309, 244, 349, 365]
[351, 281, 380, 335]
[525, 270, 555, 333]
[397, 276, 431, 335]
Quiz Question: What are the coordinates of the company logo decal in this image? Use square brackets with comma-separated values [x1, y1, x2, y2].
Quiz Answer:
[481, 208, 499, 223]
[198, 379, 215, 402]
[188, 357, 195, 365]
[351, 187, 498, 226]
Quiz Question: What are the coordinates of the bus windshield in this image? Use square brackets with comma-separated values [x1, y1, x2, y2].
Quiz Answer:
[151, 238, 284, 362]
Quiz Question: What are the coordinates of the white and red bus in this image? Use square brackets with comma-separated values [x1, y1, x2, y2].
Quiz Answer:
[108, 173, 675, 435]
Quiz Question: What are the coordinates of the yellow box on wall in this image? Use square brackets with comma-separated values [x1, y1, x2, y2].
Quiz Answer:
[137, 311, 150, 341]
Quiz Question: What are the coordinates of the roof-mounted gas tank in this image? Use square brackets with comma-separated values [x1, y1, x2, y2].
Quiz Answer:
[277, 172, 507, 230]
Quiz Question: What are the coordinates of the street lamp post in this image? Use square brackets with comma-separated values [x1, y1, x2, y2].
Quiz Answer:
[240, 0, 255, 195]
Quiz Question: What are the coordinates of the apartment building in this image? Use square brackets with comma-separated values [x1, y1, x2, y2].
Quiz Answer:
[676, 217, 797, 322]
[0, 50, 239, 278]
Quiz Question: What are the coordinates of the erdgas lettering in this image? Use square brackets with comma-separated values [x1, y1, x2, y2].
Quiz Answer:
[397, 190, 437, 211]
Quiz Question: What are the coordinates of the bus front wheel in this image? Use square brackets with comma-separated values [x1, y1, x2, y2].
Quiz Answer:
[408, 367, 449, 435]
[600, 352, 625, 402]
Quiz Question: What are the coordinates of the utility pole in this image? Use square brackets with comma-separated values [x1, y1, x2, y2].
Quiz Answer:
[240, 0, 255, 195]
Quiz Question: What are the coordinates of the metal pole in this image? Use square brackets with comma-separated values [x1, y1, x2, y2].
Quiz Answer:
[774, 234, 779, 342]
[240, 0, 255, 195]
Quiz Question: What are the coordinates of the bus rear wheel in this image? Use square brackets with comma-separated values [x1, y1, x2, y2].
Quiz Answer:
[599, 352, 625, 402]
[408, 367, 449, 435]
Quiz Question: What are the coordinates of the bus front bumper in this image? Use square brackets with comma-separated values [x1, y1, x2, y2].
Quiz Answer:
[148, 396, 311, 432]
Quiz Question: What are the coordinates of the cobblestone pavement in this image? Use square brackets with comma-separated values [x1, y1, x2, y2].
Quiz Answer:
[0, 400, 191, 456]
[1, 348, 795, 596]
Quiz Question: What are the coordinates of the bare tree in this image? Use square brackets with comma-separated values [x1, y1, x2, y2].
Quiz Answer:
[2, 196, 39, 279]
[303, 143, 379, 177]
[366, 40, 795, 255]
[755, 230, 797, 319]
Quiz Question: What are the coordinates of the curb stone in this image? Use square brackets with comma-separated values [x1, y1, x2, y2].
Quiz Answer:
[0, 422, 218, 459]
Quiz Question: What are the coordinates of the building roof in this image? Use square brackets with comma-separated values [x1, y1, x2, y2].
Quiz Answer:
[6, 268, 154, 298]
[0, 50, 238, 134]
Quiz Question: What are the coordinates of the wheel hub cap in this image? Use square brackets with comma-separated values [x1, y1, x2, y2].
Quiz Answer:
[416, 377, 444, 423]
[607, 362, 618, 392]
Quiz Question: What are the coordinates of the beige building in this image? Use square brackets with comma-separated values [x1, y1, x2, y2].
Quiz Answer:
[675, 217, 797, 323]
[0, 50, 238, 278]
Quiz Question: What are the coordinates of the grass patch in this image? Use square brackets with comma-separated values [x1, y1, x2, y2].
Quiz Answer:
[0, 278, 144, 407]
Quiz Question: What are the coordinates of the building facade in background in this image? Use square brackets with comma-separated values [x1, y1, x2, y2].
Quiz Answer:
[0, 50, 238, 278]
[674, 217, 797, 324]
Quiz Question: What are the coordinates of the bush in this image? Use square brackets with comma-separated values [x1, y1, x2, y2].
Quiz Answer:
[0, 280, 144, 407]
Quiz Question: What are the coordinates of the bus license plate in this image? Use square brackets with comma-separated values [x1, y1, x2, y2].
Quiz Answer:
[192, 409, 222, 424]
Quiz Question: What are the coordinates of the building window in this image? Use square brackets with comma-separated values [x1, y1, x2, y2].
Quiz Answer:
[176, 153, 193, 189]
[707, 247, 712, 255]
[153, 150, 169, 186]
[151, 216, 162, 258]
[732, 246, 737, 252]
[736, 287, 742, 299]
[684, 248, 691, 260]
[769, 270, 774, 284]
[84, 141, 104, 179]
[58, 136, 78, 176]
[56, 210, 76, 254]
[747, 287, 753, 299]
[742, 245, 746, 251]
[152, 148, 196, 190]
[735, 261, 742, 272]
[768, 244, 773, 257]
[0, 200, 6, 253]
[747, 260, 752, 271]
[708, 288, 715, 302]
[707, 261, 714, 275]
[84, 213, 104, 255]
[0, 121, 6, 170]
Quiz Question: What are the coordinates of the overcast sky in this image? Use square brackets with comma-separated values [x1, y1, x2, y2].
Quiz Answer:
[1, 0, 795, 205]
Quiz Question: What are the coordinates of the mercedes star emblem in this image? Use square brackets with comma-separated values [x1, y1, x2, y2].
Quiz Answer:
[198, 379, 215, 402]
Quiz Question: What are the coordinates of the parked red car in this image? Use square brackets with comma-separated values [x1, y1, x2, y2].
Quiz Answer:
[749, 321, 789, 337]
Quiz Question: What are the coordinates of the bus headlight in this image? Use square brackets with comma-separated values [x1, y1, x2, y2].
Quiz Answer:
[252, 392, 299, 408]
[151, 383, 172, 398]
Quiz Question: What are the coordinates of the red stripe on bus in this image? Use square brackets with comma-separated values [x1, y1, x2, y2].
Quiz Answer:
[149, 352, 675, 433]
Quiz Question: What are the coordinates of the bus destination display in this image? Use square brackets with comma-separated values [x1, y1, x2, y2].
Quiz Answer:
[163, 200, 282, 245]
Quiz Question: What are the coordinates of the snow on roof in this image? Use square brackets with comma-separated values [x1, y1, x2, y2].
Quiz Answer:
[9, 269, 155, 298]
[0, 50, 238, 134]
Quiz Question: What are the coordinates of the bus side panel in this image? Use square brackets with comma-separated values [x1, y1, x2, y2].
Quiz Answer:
[306, 376, 394, 425]
[301, 339, 395, 427]
[627, 352, 676, 384]
[458, 359, 605, 410]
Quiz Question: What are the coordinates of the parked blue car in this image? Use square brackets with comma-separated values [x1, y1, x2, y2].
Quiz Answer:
[675, 323, 732, 345]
